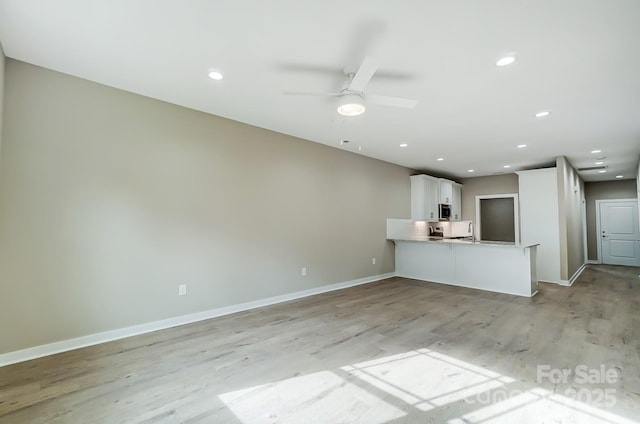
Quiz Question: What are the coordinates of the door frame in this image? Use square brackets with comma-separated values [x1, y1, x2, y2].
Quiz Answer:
[595, 198, 638, 264]
[475, 194, 520, 244]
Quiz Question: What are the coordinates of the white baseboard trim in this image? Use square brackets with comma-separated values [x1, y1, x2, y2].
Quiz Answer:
[559, 263, 587, 286]
[587, 260, 600, 265]
[0, 272, 395, 368]
[538, 279, 563, 285]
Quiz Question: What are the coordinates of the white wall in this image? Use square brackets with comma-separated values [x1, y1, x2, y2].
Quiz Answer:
[517, 168, 561, 283]
[0, 60, 413, 355]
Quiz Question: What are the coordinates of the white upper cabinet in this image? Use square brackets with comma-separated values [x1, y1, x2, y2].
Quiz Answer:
[411, 175, 462, 221]
[439, 179, 453, 204]
[451, 183, 462, 221]
[410, 175, 439, 220]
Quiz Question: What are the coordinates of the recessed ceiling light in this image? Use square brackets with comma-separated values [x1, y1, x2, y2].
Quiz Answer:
[595, 161, 604, 165]
[517, 144, 527, 148]
[598, 170, 607, 173]
[535, 111, 550, 118]
[591, 149, 602, 154]
[437, 157, 444, 161]
[467, 169, 475, 173]
[616, 175, 624, 179]
[208, 71, 224, 80]
[503, 165, 511, 168]
[496, 56, 516, 67]
[399, 143, 408, 148]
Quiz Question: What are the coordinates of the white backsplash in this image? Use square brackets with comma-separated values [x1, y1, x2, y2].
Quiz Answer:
[387, 219, 430, 239]
[387, 218, 472, 239]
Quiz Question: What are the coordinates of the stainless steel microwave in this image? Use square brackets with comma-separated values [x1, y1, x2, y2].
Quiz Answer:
[439, 204, 451, 220]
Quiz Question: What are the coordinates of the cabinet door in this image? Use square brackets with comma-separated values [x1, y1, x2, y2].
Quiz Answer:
[439, 180, 453, 204]
[411, 176, 427, 220]
[426, 178, 440, 220]
[451, 184, 462, 221]
[411, 175, 439, 220]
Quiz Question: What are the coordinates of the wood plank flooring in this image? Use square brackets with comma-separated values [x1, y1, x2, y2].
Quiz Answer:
[1, 265, 639, 423]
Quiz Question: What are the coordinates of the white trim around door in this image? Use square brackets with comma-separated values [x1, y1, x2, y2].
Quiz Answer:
[595, 198, 640, 265]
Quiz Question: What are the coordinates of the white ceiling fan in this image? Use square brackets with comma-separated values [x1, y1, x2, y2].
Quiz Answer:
[284, 56, 419, 116]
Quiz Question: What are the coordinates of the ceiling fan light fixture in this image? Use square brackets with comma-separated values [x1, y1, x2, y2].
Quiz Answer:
[337, 95, 366, 116]
[337, 103, 365, 116]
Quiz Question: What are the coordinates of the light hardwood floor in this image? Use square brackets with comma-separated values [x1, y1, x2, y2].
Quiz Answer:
[1, 265, 639, 423]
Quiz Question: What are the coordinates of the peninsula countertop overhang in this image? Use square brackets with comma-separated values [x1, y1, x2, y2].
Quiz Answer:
[389, 236, 539, 249]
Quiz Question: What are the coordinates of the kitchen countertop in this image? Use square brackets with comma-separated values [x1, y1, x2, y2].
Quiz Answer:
[390, 237, 539, 248]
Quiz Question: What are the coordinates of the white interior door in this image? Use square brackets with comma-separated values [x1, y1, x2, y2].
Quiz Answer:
[599, 200, 640, 266]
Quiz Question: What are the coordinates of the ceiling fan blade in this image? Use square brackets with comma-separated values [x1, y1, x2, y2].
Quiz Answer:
[282, 91, 340, 97]
[277, 63, 342, 75]
[278, 63, 413, 80]
[366, 94, 418, 109]
[348, 56, 379, 93]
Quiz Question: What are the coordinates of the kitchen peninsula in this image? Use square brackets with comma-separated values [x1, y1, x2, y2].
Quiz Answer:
[388, 219, 539, 297]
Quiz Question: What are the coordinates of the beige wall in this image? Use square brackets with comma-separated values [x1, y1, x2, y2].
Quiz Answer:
[584, 179, 637, 260]
[0, 41, 5, 165]
[0, 60, 413, 354]
[459, 174, 519, 228]
[556, 156, 585, 280]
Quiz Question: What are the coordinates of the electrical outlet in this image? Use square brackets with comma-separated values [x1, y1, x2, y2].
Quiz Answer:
[372, 257, 376, 265]
[178, 284, 187, 296]
[301, 267, 307, 276]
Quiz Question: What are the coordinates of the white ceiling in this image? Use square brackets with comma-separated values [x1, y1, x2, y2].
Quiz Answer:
[1, 0, 639, 182]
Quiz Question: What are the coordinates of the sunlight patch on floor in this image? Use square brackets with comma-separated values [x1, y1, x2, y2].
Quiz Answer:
[218, 348, 637, 423]
[341, 348, 514, 411]
[218, 370, 406, 424]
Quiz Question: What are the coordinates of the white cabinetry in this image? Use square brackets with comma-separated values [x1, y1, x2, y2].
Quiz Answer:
[410, 175, 439, 221]
[439, 178, 462, 220]
[451, 183, 462, 220]
[411, 175, 463, 221]
[439, 179, 453, 204]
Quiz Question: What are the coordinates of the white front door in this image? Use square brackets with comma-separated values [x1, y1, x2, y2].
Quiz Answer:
[599, 200, 640, 266]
